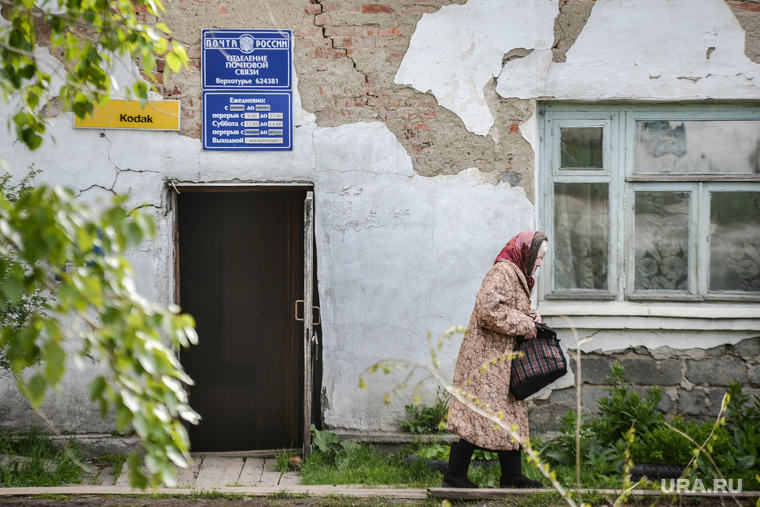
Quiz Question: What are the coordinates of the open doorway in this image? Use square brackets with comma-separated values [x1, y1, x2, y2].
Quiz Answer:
[175, 187, 317, 452]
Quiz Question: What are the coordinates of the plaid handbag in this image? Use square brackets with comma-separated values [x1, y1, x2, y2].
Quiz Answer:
[509, 322, 568, 401]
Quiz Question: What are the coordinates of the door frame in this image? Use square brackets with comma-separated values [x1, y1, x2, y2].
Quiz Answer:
[169, 181, 318, 453]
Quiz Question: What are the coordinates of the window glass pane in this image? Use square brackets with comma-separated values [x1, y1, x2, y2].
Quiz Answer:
[634, 191, 690, 291]
[560, 127, 603, 169]
[553, 183, 609, 290]
[635, 120, 760, 174]
[709, 192, 760, 292]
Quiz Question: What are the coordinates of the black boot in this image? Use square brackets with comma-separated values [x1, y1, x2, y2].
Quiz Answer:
[498, 449, 542, 489]
[441, 440, 478, 488]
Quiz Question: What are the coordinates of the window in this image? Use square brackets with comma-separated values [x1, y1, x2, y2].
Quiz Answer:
[540, 105, 760, 304]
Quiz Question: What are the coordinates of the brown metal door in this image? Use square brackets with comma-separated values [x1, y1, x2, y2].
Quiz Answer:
[177, 189, 305, 452]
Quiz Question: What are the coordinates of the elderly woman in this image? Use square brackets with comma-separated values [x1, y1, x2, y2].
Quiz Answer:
[443, 230, 548, 489]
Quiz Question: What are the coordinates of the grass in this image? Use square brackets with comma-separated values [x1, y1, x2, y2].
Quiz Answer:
[94, 452, 127, 484]
[298, 441, 624, 491]
[300, 444, 439, 487]
[0, 427, 85, 487]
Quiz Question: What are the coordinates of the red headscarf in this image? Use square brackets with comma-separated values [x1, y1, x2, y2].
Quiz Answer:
[494, 230, 538, 290]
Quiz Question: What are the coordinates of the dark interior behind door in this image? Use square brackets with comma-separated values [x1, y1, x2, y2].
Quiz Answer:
[178, 190, 305, 452]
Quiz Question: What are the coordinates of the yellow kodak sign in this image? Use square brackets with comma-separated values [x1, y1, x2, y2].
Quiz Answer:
[75, 100, 180, 130]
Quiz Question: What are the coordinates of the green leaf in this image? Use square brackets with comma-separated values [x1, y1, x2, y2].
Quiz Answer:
[89, 376, 107, 400]
[165, 52, 182, 73]
[2, 276, 24, 304]
[154, 22, 171, 34]
[127, 454, 148, 489]
[26, 375, 47, 407]
[0, 0, 199, 486]
[142, 51, 156, 73]
[736, 454, 755, 471]
[45, 343, 66, 385]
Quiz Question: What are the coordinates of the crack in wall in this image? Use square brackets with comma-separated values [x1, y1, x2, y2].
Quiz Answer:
[552, 0, 596, 63]
[312, 0, 371, 96]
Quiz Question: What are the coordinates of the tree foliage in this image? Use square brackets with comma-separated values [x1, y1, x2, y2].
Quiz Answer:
[0, 0, 188, 150]
[0, 0, 195, 489]
[0, 186, 199, 488]
[0, 168, 46, 372]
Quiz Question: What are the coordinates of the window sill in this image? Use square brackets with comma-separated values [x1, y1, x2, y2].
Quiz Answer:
[538, 300, 760, 331]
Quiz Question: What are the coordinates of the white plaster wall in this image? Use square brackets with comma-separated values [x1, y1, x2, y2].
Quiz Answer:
[395, 0, 558, 136]
[399, 0, 760, 136]
[396, 0, 760, 356]
[3, 0, 760, 435]
[0, 61, 534, 432]
[542, 0, 760, 100]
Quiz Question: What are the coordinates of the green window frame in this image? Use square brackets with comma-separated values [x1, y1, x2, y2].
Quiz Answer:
[540, 104, 760, 303]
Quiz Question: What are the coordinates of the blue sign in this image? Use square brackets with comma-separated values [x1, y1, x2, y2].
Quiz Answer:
[203, 91, 292, 151]
[202, 29, 292, 90]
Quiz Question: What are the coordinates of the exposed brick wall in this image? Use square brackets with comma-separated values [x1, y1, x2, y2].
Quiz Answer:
[154, 0, 534, 183]
[154, 0, 760, 184]
[292, 0, 536, 181]
[530, 336, 760, 434]
[726, 0, 760, 62]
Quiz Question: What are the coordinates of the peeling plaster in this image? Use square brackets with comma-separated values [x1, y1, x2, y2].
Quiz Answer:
[398, 0, 760, 137]
[394, 0, 557, 136]
[543, 0, 760, 100]
[3, 0, 760, 435]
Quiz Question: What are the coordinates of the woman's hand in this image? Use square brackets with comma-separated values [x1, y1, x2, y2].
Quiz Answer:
[525, 323, 537, 340]
[531, 312, 543, 324]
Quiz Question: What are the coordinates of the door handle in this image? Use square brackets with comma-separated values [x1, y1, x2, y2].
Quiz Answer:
[295, 300, 321, 326]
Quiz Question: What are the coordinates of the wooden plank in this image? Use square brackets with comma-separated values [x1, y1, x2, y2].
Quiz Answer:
[176, 459, 202, 487]
[237, 457, 266, 485]
[193, 456, 244, 487]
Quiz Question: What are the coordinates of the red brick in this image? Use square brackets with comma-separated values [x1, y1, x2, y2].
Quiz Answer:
[367, 97, 405, 107]
[728, 1, 760, 11]
[406, 97, 437, 108]
[379, 110, 398, 120]
[362, 4, 394, 14]
[375, 37, 407, 49]
[509, 124, 520, 134]
[304, 3, 322, 14]
[324, 2, 362, 12]
[366, 26, 403, 37]
[315, 13, 330, 25]
[298, 38, 333, 49]
[325, 26, 365, 37]
[296, 26, 325, 37]
[401, 5, 438, 15]
[381, 26, 403, 36]
[309, 47, 347, 58]
[333, 97, 368, 107]
[414, 122, 430, 131]
[335, 36, 375, 49]
[404, 131, 431, 142]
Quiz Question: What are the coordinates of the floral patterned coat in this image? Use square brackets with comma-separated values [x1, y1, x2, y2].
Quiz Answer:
[447, 259, 536, 450]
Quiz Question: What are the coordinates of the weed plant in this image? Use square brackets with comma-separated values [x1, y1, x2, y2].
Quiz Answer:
[95, 452, 127, 482]
[401, 388, 449, 434]
[302, 427, 440, 487]
[0, 427, 84, 486]
[301, 443, 439, 487]
[535, 364, 760, 490]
